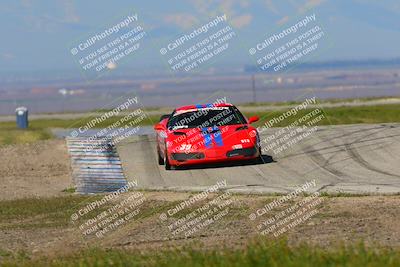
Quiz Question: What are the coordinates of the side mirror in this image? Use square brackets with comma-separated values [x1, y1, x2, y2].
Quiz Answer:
[248, 116, 259, 124]
[159, 114, 170, 122]
[154, 123, 165, 131]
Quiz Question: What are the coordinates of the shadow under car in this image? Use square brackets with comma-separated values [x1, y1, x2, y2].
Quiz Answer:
[172, 154, 275, 170]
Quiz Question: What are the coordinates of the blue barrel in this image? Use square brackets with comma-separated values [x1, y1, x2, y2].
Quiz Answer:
[16, 107, 28, 129]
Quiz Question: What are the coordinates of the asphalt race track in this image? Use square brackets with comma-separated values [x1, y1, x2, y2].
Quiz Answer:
[116, 123, 400, 194]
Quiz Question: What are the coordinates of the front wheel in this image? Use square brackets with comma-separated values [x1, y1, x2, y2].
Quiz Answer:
[253, 146, 263, 164]
[157, 147, 164, 165]
[164, 150, 172, 170]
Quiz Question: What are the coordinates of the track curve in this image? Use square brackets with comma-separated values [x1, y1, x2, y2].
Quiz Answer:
[117, 123, 400, 194]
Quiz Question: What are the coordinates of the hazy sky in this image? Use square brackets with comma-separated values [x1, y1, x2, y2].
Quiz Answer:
[0, 0, 399, 73]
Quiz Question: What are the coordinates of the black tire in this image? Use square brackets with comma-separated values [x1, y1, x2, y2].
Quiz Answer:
[157, 147, 164, 165]
[253, 146, 263, 164]
[164, 150, 172, 170]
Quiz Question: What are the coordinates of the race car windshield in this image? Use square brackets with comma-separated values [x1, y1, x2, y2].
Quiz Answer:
[167, 107, 246, 129]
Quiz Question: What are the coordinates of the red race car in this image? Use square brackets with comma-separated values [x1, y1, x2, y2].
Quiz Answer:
[154, 103, 262, 170]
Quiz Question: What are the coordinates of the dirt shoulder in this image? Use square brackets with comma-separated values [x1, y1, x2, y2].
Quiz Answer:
[1, 192, 399, 260]
[0, 140, 73, 200]
[0, 139, 399, 259]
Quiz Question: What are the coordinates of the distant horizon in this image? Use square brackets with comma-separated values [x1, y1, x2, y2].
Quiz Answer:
[1, 56, 400, 78]
[0, 66, 399, 115]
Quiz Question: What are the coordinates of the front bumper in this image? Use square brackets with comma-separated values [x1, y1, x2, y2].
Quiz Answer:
[168, 146, 259, 165]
